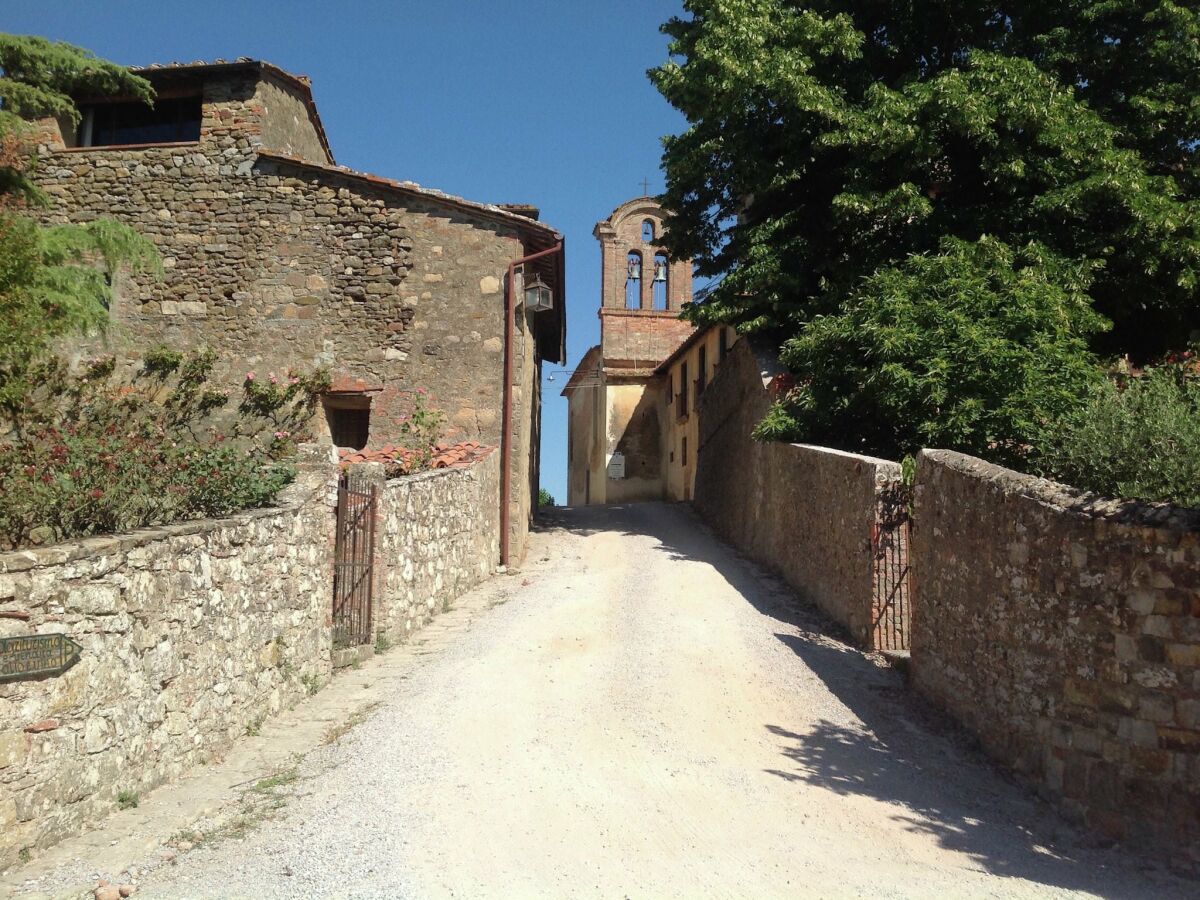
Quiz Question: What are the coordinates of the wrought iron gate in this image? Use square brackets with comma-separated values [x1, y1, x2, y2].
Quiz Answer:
[871, 490, 912, 653]
[333, 472, 376, 649]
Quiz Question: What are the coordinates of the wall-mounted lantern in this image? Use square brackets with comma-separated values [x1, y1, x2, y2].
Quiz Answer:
[523, 273, 554, 313]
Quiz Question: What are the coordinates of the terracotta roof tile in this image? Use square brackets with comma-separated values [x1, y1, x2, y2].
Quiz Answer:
[337, 441, 492, 473]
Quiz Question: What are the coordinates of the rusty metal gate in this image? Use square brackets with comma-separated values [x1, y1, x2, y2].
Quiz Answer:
[871, 490, 912, 653]
[333, 472, 377, 649]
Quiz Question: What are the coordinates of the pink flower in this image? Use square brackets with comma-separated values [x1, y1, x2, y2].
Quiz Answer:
[269, 372, 278, 384]
[416, 387, 427, 395]
[245, 371, 256, 381]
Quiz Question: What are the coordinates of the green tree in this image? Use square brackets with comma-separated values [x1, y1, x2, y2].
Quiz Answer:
[756, 237, 1106, 465]
[1036, 356, 1200, 507]
[650, 1, 1200, 382]
[0, 35, 159, 419]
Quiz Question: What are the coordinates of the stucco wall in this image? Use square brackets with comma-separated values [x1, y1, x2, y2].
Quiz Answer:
[0, 450, 339, 867]
[661, 326, 738, 502]
[693, 340, 902, 645]
[910, 449, 1200, 859]
[603, 379, 664, 504]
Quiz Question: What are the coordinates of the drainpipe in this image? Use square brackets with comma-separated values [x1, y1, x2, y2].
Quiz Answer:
[501, 240, 564, 568]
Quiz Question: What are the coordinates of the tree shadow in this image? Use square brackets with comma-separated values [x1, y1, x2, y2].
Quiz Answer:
[533, 502, 1198, 898]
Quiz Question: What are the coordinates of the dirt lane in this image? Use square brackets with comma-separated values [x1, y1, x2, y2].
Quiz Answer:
[139, 503, 1192, 899]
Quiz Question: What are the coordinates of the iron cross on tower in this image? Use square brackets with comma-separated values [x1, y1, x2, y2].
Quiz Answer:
[640, 177, 651, 196]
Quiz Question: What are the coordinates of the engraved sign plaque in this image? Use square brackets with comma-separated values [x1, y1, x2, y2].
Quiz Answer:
[0, 634, 83, 683]
[607, 452, 626, 479]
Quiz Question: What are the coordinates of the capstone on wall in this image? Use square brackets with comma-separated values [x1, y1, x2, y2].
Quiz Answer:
[910, 449, 1200, 861]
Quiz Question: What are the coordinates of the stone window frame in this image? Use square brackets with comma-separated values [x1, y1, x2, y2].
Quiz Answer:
[322, 392, 374, 451]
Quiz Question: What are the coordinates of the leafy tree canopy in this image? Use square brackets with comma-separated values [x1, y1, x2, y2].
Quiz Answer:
[651, 1, 1200, 362]
[0, 34, 153, 202]
[0, 34, 159, 419]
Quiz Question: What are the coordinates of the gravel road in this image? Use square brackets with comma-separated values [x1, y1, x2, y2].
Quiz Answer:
[139, 503, 1194, 899]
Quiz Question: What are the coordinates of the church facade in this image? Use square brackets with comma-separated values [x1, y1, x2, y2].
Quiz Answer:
[562, 196, 736, 505]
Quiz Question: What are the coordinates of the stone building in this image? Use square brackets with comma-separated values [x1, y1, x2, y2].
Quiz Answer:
[563, 195, 736, 505]
[28, 58, 565, 564]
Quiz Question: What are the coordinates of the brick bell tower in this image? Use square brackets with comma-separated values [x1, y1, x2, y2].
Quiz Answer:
[593, 196, 694, 373]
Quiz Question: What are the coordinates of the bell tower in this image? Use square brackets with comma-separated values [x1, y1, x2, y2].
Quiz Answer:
[593, 196, 694, 370]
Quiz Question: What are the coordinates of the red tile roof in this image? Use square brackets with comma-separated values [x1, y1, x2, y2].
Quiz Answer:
[338, 441, 492, 472]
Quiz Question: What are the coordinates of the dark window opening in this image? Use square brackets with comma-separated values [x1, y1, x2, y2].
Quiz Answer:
[678, 362, 689, 416]
[682, 436, 688, 467]
[697, 345, 708, 400]
[324, 397, 371, 450]
[77, 97, 202, 147]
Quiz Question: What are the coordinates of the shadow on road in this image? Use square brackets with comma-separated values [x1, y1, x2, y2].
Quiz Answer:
[536, 501, 1195, 899]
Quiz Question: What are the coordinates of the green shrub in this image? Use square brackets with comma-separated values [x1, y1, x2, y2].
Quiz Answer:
[759, 237, 1105, 468]
[538, 488, 556, 507]
[0, 349, 329, 548]
[1036, 358, 1200, 508]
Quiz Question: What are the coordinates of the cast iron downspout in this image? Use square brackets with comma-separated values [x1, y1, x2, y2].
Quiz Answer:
[501, 240, 564, 568]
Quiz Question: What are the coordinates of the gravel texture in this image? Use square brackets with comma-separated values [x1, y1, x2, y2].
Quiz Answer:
[134, 503, 1195, 899]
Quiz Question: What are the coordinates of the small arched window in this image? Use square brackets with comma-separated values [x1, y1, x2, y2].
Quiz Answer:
[652, 253, 669, 309]
[641, 219, 655, 243]
[625, 250, 643, 309]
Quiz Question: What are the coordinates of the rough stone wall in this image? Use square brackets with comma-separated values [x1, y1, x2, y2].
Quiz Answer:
[374, 451, 500, 639]
[910, 449, 1200, 860]
[0, 452, 339, 868]
[33, 144, 523, 450]
[565, 348, 604, 506]
[693, 340, 902, 645]
[253, 74, 330, 163]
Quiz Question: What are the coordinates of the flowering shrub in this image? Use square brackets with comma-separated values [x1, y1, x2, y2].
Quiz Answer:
[387, 387, 447, 475]
[0, 349, 330, 549]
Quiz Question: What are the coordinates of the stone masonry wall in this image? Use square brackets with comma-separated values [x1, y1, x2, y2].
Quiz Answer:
[910, 449, 1200, 861]
[31, 65, 539, 457]
[373, 450, 501, 641]
[0, 451, 339, 868]
[693, 340, 902, 646]
[34, 145, 524, 450]
[0, 448, 509, 867]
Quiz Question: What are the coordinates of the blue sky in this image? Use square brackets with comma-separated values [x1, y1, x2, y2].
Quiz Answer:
[7, 0, 690, 501]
